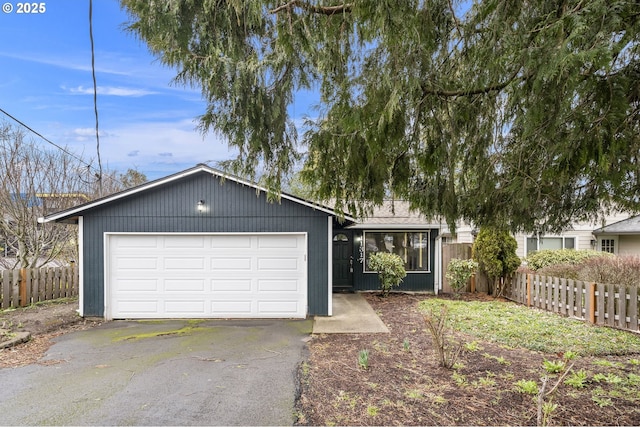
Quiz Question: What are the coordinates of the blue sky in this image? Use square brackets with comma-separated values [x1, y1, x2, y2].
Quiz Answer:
[0, 1, 316, 180]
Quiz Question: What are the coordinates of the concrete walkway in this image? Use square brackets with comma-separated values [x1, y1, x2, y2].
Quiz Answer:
[312, 293, 389, 334]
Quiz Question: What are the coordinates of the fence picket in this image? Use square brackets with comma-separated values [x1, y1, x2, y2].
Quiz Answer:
[0, 266, 79, 310]
[506, 273, 639, 334]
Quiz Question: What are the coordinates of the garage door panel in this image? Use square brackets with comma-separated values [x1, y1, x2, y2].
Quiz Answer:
[211, 257, 253, 271]
[212, 300, 253, 314]
[164, 279, 205, 292]
[257, 257, 300, 270]
[258, 300, 299, 314]
[164, 300, 206, 314]
[163, 236, 205, 248]
[211, 279, 253, 292]
[164, 257, 205, 270]
[115, 279, 159, 292]
[258, 279, 300, 292]
[258, 235, 300, 248]
[108, 234, 307, 319]
[117, 300, 159, 314]
[210, 235, 253, 248]
[117, 257, 158, 270]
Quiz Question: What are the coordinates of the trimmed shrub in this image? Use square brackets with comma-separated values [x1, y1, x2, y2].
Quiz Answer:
[368, 252, 407, 296]
[537, 263, 582, 280]
[526, 249, 611, 271]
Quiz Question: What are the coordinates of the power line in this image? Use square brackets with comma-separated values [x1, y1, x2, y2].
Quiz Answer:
[0, 108, 124, 188]
[0, 107, 93, 170]
[88, 0, 103, 196]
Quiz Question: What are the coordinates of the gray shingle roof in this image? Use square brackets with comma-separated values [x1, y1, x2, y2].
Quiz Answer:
[593, 215, 640, 234]
[348, 200, 442, 229]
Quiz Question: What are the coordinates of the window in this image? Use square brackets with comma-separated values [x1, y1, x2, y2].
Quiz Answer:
[600, 238, 616, 254]
[363, 231, 430, 272]
[526, 236, 576, 255]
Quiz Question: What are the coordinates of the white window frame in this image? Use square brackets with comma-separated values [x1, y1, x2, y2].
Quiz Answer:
[598, 236, 618, 254]
[363, 230, 431, 273]
[525, 235, 577, 255]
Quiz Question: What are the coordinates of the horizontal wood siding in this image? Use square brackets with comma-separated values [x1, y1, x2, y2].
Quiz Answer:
[81, 173, 330, 317]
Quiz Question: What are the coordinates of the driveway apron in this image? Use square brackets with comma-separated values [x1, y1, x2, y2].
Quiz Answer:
[0, 319, 312, 426]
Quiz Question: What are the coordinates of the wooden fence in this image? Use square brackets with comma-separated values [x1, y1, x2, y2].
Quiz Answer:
[0, 265, 79, 309]
[506, 273, 639, 333]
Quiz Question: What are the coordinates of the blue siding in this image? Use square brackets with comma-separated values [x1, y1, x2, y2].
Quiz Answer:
[81, 172, 331, 317]
[350, 230, 438, 292]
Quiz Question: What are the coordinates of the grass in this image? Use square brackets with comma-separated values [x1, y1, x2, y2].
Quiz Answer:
[419, 299, 640, 356]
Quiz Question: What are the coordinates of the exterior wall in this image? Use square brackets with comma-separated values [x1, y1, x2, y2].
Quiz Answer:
[618, 235, 640, 255]
[350, 229, 438, 292]
[81, 172, 331, 317]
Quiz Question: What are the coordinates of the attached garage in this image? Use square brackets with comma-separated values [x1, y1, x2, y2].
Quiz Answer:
[106, 233, 307, 319]
[43, 164, 348, 319]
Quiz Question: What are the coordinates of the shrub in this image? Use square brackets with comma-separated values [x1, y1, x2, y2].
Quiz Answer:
[446, 258, 478, 296]
[472, 227, 520, 297]
[577, 255, 640, 287]
[526, 249, 610, 271]
[536, 263, 581, 280]
[368, 252, 407, 297]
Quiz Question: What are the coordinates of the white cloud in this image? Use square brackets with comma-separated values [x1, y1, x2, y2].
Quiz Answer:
[65, 85, 157, 97]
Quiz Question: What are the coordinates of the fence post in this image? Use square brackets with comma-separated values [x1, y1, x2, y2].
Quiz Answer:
[588, 282, 596, 324]
[526, 274, 531, 307]
[19, 268, 27, 307]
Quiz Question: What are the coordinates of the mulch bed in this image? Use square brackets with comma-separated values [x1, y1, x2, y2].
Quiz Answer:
[296, 292, 640, 426]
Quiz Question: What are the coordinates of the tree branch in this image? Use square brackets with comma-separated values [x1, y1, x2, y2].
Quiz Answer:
[270, 1, 352, 16]
[422, 68, 528, 98]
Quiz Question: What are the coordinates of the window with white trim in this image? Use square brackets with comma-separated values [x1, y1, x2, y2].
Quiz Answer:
[363, 231, 430, 272]
[599, 238, 616, 254]
[526, 236, 576, 255]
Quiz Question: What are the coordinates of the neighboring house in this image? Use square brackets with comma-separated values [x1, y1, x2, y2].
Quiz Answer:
[443, 212, 633, 259]
[593, 215, 640, 255]
[42, 164, 440, 320]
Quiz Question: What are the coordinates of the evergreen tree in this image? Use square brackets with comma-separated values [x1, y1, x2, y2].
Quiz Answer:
[121, 0, 640, 232]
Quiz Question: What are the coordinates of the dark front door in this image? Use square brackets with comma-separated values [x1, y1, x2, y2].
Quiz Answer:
[332, 231, 353, 291]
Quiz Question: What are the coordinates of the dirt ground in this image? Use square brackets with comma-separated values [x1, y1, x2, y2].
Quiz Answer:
[296, 293, 640, 426]
[0, 299, 100, 368]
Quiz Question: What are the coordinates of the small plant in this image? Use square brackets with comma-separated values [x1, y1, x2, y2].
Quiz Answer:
[405, 389, 424, 399]
[368, 252, 407, 297]
[564, 369, 589, 389]
[402, 338, 410, 352]
[358, 349, 370, 370]
[515, 379, 539, 395]
[366, 405, 379, 417]
[445, 258, 478, 297]
[543, 359, 565, 374]
[628, 358, 640, 366]
[424, 305, 463, 369]
[464, 341, 483, 352]
[452, 371, 467, 386]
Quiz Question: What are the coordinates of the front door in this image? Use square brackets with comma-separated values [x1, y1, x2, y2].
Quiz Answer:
[332, 231, 353, 291]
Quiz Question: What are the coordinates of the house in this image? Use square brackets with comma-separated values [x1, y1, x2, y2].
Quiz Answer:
[42, 164, 440, 320]
[593, 215, 640, 255]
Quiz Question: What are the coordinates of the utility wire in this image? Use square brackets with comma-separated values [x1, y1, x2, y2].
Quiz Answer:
[89, 0, 103, 196]
[0, 108, 124, 188]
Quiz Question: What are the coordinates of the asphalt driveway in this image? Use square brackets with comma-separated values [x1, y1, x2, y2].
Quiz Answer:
[0, 318, 312, 426]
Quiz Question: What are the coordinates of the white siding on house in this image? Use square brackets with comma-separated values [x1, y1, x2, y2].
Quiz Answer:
[619, 235, 640, 255]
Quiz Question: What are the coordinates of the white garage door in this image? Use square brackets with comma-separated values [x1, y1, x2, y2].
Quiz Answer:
[106, 233, 307, 319]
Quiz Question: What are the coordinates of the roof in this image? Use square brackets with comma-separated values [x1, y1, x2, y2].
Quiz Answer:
[347, 200, 442, 229]
[41, 164, 355, 224]
[593, 215, 640, 235]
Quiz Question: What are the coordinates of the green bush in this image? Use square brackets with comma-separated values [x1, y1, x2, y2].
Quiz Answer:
[368, 252, 407, 296]
[446, 258, 478, 296]
[526, 249, 609, 271]
[472, 227, 520, 297]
